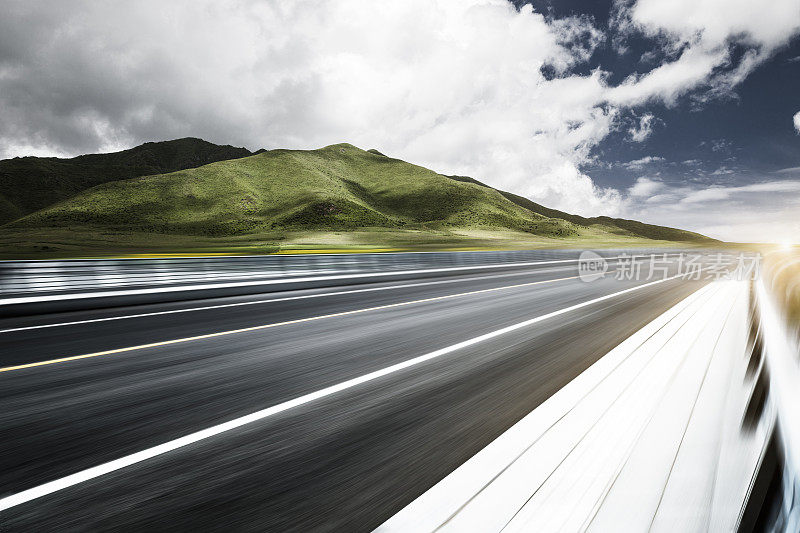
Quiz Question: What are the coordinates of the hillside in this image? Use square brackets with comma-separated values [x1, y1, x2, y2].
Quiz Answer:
[8, 144, 584, 236]
[492, 189, 711, 242]
[1, 142, 716, 256]
[445, 175, 711, 243]
[0, 137, 255, 224]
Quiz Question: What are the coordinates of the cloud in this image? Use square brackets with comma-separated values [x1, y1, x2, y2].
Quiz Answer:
[621, 155, 665, 170]
[0, 0, 798, 224]
[606, 44, 727, 106]
[794, 111, 800, 133]
[0, 0, 626, 216]
[628, 176, 664, 197]
[627, 113, 655, 142]
[608, 0, 800, 105]
[623, 179, 800, 242]
[710, 138, 731, 152]
[680, 180, 800, 203]
[776, 165, 800, 175]
[711, 167, 735, 176]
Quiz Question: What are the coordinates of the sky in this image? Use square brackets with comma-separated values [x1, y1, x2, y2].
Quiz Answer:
[1, 0, 799, 243]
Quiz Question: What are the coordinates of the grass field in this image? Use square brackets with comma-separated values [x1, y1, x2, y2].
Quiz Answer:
[0, 225, 700, 259]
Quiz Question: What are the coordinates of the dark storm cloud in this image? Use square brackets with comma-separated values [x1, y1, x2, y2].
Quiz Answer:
[0, 1, 269, 156]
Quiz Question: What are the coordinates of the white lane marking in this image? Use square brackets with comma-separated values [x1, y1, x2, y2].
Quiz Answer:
[0, 268, 570, 334]
[0, 271, 695, 511]
[0, 276, 582, 372]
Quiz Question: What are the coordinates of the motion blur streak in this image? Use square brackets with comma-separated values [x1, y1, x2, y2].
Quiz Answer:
[0, 275, 579, 372]
[379, 282, 752, 532]
[0, 271, 690, 510]
[0, 251, 733, 531]
[0, 268, 566, 334]
[747, 250, 800, 531]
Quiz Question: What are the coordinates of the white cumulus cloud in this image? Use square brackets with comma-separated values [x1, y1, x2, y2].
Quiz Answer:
[628, 176, 664, 197]
[608, 0, 800, 105]
[794, 111, 800, 133]
[0, 0, 625, 216]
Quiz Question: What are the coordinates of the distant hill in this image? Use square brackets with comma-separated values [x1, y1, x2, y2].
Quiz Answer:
[1, 141, 716, 255]
[446, 177, 711, 243]
[0, 137, 254, 224]
[8, 143, 585, 237]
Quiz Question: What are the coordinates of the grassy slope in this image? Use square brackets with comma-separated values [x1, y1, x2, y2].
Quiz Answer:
[0, 137, 254, 225]
[446, 175, 711, 243]
[8, 144, 580, 236]
[1, 143, 716, 257]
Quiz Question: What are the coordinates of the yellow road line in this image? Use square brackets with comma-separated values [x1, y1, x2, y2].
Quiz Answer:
[0, 275, 579, 373]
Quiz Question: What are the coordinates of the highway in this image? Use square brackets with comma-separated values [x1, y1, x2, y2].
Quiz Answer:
[0, 258, 709, 531]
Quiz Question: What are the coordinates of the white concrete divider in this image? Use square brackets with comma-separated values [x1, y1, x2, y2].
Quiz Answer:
[378, 281, 759, 533]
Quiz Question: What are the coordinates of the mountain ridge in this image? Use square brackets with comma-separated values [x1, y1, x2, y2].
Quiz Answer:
[0, 137, 255, 224]
[444, 175, 711, 243]
[0, 140, 717, 256]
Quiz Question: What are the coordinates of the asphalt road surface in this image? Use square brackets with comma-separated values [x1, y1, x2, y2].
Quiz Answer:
[0, 260, 707, 531]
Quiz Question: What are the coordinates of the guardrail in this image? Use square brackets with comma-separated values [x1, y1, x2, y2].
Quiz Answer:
[740, 255, 800, 532]
[0, 248, 669, 300]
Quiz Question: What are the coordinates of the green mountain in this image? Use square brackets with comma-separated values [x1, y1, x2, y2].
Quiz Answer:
[1, 141, 715, 256]
[0, 137, 254, 224]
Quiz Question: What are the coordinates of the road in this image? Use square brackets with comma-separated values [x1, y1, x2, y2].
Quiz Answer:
[0, 259, 707, 531]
